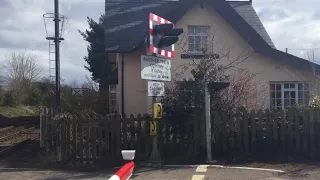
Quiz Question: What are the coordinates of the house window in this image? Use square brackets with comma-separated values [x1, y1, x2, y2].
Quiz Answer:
[109, 85, 117, 113]
[270, 82, 310, 109]
[188, 26, 210, 54]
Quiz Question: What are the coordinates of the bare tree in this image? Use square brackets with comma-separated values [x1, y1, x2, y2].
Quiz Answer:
[2, 52, 42, 104]
[172, 31, 252, 81]
[303, 49, 320, 103]
[219, 69, 268, 111]
[162, 31, 264, 112]
[3, 52, 42, 86]
[0, 72, 4, 88]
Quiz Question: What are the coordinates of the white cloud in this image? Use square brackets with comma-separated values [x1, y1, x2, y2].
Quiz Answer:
[254, 0, 320, 63]
[0, 0, 320, 84]
[0, 0, 104, 84]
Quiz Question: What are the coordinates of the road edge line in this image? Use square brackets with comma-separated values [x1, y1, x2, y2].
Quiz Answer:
[164, 164, 285, 173]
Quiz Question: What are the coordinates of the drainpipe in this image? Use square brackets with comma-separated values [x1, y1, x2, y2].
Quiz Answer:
[121, 53, 125, 116]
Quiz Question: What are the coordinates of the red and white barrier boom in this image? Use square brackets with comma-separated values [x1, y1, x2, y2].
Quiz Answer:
[108, 150, 136, 180]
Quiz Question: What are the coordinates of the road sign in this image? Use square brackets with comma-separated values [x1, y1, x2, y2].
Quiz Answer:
[153, 103, 163, 119]
[148, 81, 165, 97]
[72, 88, 90, 96]
[141, 55, 171, 81]
[149, 13, 176, 58]
[150, 121, 157, 136]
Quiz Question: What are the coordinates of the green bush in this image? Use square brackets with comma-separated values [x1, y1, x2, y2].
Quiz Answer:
[0, 95, 3, 106]
[310, 96, 320, 108]
[24, 89, 43, 106]
[2, 91, 16, 107]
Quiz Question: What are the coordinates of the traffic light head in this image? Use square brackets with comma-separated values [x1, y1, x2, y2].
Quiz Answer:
[152, 24, 183, 48]
[149, 12, 183, 58]
[152, 24, 174, 35]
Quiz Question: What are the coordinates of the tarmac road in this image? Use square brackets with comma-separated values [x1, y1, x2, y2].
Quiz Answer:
[0, 164, 319, 180]
[132, 166, 296, 180]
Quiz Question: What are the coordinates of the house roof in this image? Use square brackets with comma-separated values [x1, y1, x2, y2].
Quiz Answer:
[104, 0, 319, 70]
[228, 1, 275, 48]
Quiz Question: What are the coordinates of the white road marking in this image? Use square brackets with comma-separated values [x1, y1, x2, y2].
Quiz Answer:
[164, 165, 200, 168]
[191, 175, 205, 180]
[164, 164, 285, 173]
[209, 165, 285, 173]
[195, 165, 209, 172]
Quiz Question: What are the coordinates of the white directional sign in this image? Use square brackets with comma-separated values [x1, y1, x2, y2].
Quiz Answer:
[141, 55, 171, 81]
[148, 81, 165, 97]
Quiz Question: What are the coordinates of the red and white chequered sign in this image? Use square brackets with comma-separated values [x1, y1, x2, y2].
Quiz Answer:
[149, 12, 175, 58]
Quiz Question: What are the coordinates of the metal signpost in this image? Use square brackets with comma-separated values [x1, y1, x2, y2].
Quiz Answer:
[142, 12, 183, 166]
[144, 11, 228, 164]
[141, 54, 167, 164]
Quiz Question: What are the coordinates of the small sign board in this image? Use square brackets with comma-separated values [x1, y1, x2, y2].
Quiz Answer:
[150, 121, 157, 136]
[148, 81, 165, 97]
[72, 88, 90, 96]
[141, 55, 171, 81]
[153, 103, 163, 119]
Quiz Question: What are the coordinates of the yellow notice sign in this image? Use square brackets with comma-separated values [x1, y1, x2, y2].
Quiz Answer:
[153, 103, 163, 119]
[150, 121, 157, 136]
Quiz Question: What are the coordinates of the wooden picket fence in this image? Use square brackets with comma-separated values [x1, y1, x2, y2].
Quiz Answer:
[41, 109, 204, 166]
[41, 106, 320, 166]
[211, 107, 320, 158]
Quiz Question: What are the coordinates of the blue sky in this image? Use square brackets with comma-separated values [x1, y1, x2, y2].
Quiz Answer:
[0, 0, 319, 84]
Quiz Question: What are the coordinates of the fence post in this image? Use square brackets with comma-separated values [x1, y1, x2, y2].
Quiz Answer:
[213, 110, 221, 155]
[302, 108, 309, 154]
[265, 109, 272, 143]
[222, 111, 229, 153]
[287, 108, 293, 153]
[72, 117, 77, 165]
[294, 109, 300, 153]
[251, 110, 256, 144]
[115, 114, 122, 160]
[257, 109, 263, 139]
[316, 109, 320, 154]
[136, 114, 142, 159]
[60, 118, 67, 164]
[310, 108, 315, 155]
[280, 109, 285, 152]
[272, 109, 278, 146]
[236, 108, 242, 151]
[40, 107, 44, 148]
[78, 118, 84, 164]
[243, 108, 249, 154]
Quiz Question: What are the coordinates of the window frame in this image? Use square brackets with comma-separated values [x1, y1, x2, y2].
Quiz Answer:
[270, 82, 310, 109]
[187, 25, 210, 54]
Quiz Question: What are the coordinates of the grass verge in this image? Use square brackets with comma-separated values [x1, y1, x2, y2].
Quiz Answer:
[0, 106, 39, 118]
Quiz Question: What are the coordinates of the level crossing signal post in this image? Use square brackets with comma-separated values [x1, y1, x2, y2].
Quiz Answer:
[145, 12, 231, 164]
[139, 13, 183, 166]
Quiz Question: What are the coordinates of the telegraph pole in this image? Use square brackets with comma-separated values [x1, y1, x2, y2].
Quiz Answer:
[54, 0, 61, 108]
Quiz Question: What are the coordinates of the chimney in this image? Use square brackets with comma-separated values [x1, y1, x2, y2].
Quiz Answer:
[249, 0, 252, 4]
